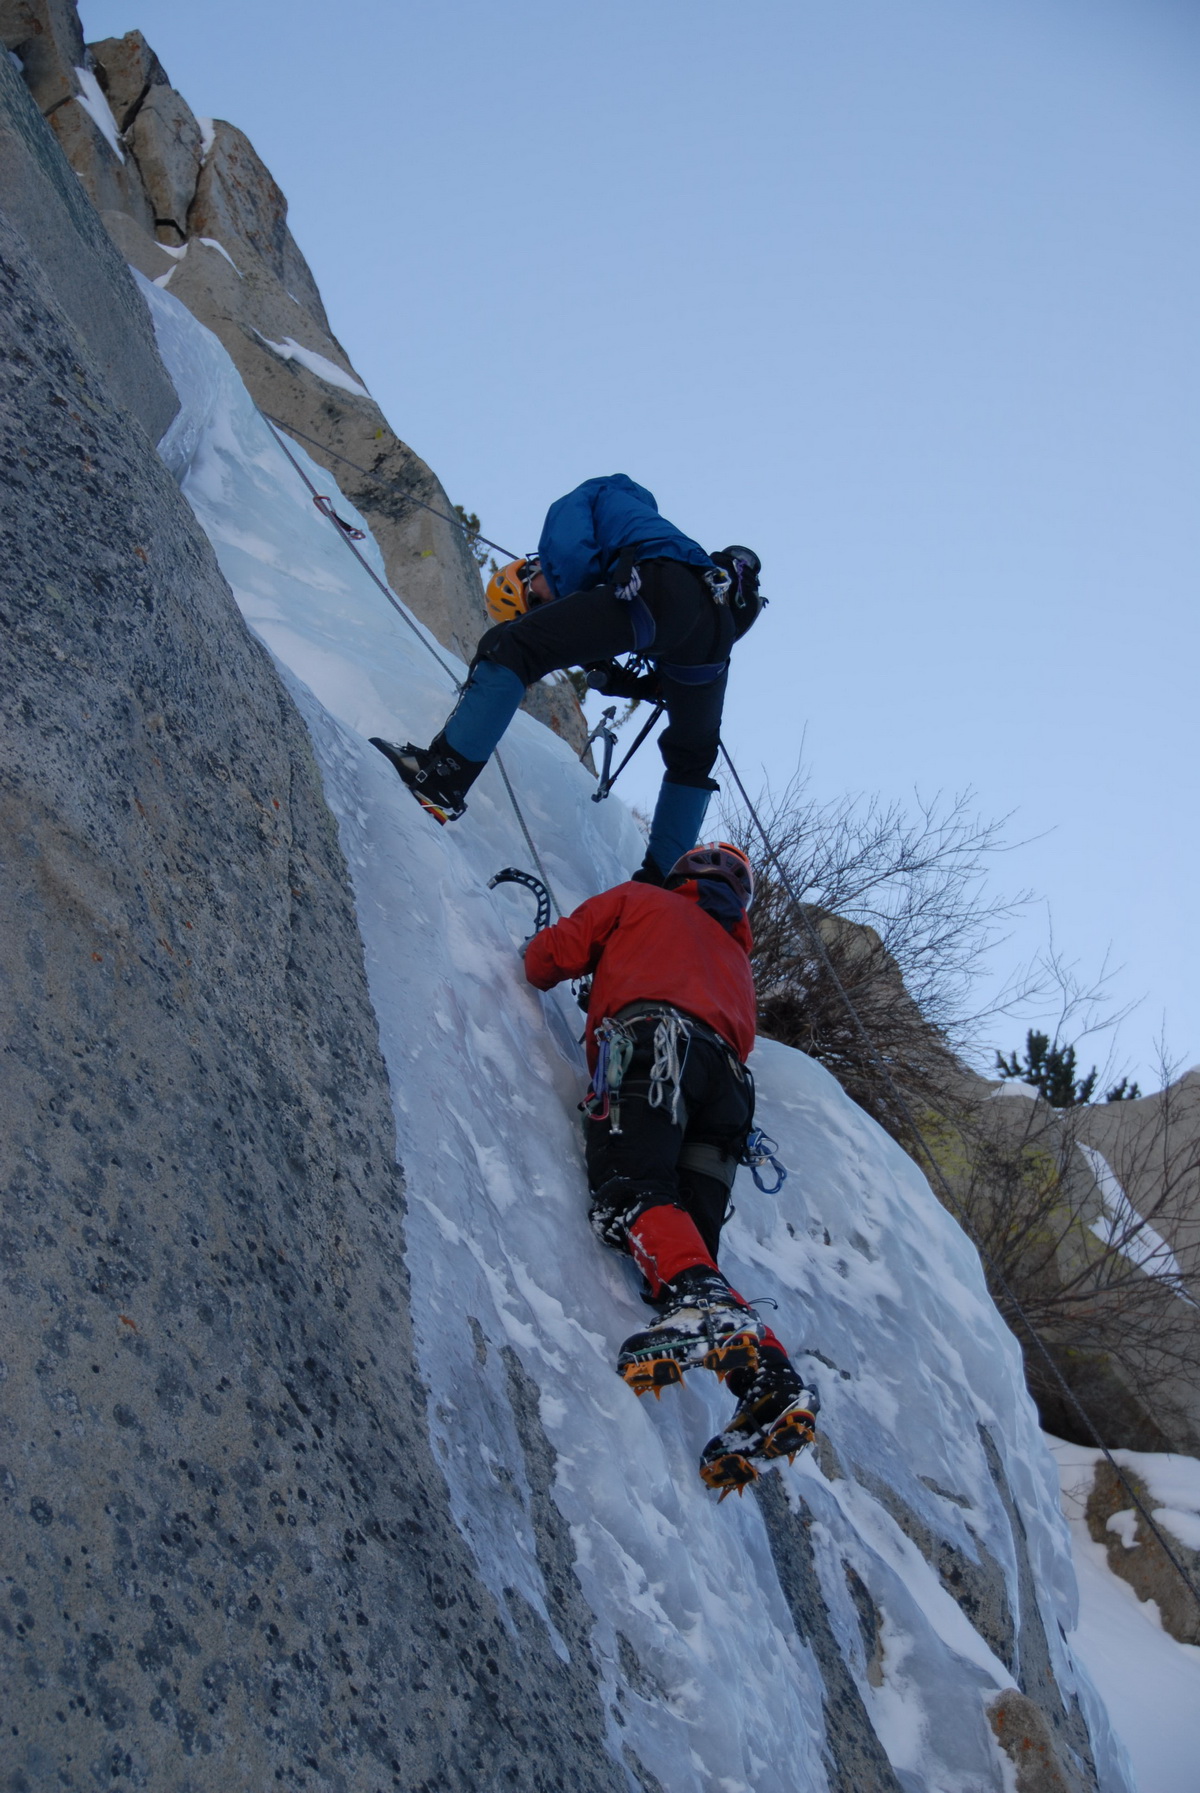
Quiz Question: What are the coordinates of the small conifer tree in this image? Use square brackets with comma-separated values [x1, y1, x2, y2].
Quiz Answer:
[996, 1030, 1140, 1106]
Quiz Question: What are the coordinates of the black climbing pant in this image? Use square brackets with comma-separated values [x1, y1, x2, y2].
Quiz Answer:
[477, 560, 731, 789]
[585, 1019, 754, 1261]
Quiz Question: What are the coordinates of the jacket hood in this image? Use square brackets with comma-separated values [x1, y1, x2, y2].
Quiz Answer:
[671, 878, 754, 954]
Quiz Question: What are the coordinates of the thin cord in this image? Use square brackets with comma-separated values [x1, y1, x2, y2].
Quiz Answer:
[263, 413, 563, 917]
[494, 751, 561, 919]
[262, 411, 519, 560]
[719, 740, 1200, 1614]
[265, 415, 465, 687]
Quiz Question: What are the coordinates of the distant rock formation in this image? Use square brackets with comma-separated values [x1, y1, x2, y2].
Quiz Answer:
[1085, 1458, 1200, 1646]
[0, 0, 589, 753]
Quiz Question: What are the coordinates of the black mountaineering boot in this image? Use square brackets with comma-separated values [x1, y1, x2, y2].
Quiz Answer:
[369, 731, 485, 824]
[699, 1355, 820, 1499]
[616, 1266, 765, 1398]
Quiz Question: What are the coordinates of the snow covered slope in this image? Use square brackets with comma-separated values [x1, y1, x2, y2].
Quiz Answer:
[1049, 1440, 1200, 1793]
[140, 273, 1133, 1793]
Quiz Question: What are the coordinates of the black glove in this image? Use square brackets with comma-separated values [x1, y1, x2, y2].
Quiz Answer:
[629, 851, 666, 887]
[584, 659, 662, 702]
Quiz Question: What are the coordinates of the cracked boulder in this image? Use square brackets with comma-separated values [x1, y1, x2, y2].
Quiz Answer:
[87, 27, 169, 131]
[126, 81, 203, 242]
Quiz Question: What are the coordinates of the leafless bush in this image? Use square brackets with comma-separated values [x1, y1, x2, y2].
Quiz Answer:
[940, 1061, 1200, 1449]
[720, 772, 1200, 1448]
[722, 774, 1035, 1140]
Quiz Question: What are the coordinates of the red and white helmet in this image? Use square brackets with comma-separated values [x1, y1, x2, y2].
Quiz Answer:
[667, 841, 755, 909]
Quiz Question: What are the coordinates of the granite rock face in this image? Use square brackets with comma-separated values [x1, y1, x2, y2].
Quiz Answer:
[0, 48, 175, 443]
[186, 117, 330, 335]
[0, 0, 83, 113]
[89, 28, 173, 134]
[0, 93, 625, 1793]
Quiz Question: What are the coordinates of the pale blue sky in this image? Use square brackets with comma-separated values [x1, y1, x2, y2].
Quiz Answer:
[82, 0, 1200, 1085]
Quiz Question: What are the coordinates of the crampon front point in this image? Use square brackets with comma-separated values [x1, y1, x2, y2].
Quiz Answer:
[698, 1397, 818, 1499]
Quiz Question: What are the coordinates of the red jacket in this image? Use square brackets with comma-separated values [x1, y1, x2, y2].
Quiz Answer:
[524, 880, 756, 1068]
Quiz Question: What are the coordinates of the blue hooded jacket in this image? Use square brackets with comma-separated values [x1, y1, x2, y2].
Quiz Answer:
[537, 474, 713, 600]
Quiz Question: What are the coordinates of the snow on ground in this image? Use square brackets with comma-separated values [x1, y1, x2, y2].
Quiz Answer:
[1049, 1440, 1200, 1793]
[140, 270, 1136, 1793]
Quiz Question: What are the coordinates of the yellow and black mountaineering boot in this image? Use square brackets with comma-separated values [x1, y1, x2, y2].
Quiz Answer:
[699, 1355, 820, 1499]
[616, 1266, 765, 1399]
[369, 732, 485, 824]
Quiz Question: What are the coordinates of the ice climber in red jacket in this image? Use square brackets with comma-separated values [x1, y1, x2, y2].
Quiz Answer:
[524, 841, 819, 1496]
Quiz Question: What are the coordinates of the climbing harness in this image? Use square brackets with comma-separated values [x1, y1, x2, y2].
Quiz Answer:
[487, 866, 551, 939]
[583, 1008, 699, 1134]
[613, 561, 657, 652]
[611, 552, 730, 688]
[704, 564, 733, 607]
[312, 493, 365, 539]
[717, 736, 1200, 1614]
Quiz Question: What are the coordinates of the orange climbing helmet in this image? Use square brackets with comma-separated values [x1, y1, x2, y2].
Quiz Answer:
[667, 841, 755, 909]
[485, 557, 539, 625]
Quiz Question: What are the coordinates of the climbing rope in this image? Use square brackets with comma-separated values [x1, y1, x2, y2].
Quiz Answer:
[265, 405, 1178, 1596]
[719, 740, 1200, 1614]
[263, 413, 563, 918]
[261, 410, 519, 560]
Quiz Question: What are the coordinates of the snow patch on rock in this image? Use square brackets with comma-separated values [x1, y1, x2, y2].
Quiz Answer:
[73, 63, 125, 161]
[255, 329, 369, 396]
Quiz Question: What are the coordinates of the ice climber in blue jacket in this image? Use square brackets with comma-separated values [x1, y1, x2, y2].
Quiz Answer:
[371, 474, 764, 883]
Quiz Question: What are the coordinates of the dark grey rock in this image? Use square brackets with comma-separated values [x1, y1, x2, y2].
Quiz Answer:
[88, 28, 170, 132]
[979, 1429, 1099, 1793]
[859, 1465, 1016, 1669]
[126, 82, 203, 242]
[0, 46, 171, 440]
[0, 172, 623, 1793]
[755, 1476, 906, 1793]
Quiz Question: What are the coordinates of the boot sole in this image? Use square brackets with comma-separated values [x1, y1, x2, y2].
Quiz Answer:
[618, 1326, 762, 1397]
[699, 1403, 818, 1497]
[369, 739, 464, 823]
